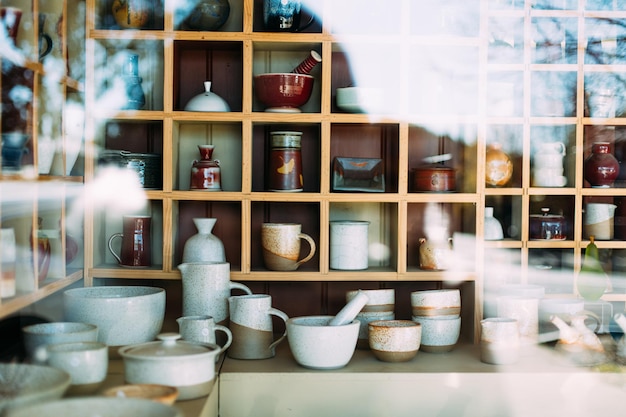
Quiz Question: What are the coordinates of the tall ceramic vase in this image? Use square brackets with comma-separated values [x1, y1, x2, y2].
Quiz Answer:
[182, 218, 226, 263]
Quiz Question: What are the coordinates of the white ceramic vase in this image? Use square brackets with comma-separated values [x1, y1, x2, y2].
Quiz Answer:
[182, 218, 226, 263]
[484, 207, 504, 240]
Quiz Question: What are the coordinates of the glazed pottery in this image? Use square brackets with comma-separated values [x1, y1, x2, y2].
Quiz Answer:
[267, 131, 303, 192]
[584, 203, 616, 240]
[262, 0, 314, 32]
[182, 218, 226, 263]
[190, 145, 221, 190]
[44, 341, 108, 395]
[336, 87, 386, 114]
[368, 320, 421, 363]
[497, 296, 538, 346]
[178, 261, 252, 324]
[0, 363, 70, 416]
[108, 215, 152, 267]
[347, 289, 395, 349]
[529, 208, 566, 240]
[227, 294, 288, 359]
[119, 52, 145, 110]
[329, 220, 369, 270]
[329, 290, 369, 326]
[0, 228, 16, 298]
[184, 81, 230, 111]
[22, 322, 99, 362]
[485, 143, 513, 187]
[291, 50, 322, 75]
[418, 227, 453, 271]
[411, 289, 461, 318]
[112, 0, 150, 29]
[63, 286, 165, 346]
[119, 333, 220, 400]
[286, 316, 359, 369]
[254, 73, 314, 112]
[176, 315, 232, 357]
[584, 142, 619, 187]
[480, 318, 520, 365]
[179, 0, 230, 31]
[411, 316, 461, 353]
[484, 207, 504, 240]
[261, 223, 316, 271]
[103, 384, 179, 405]
[5, 398, 182, 417]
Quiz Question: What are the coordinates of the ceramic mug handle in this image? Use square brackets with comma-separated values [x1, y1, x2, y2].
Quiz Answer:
[268, 307, 289, 352]
[578, 310, 601, 333]
[229, 281, 252, 295]
[214, 324, 233, 357]
[295, 232, 316, 268]
[107, 233, 123, 264]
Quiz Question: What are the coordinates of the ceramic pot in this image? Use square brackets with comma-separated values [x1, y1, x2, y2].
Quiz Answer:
[485, 143, 513, 187]
[584, 142, 620, 188]
[529, 208, 566, 240]
[179, 0, 230, 31]
[410, 165, 456, 192]
[182, 218, 226, 263]
[190, 145, 221, 191]
[184, 82, 230, 111]
[112, 0, 150, 29]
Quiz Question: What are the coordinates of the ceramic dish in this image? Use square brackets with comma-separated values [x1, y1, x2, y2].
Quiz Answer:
[336, 87, 385, 113]
[332, 157, 385, 192]
[103, 384, 179, 405]
[5, 397, 182, 417]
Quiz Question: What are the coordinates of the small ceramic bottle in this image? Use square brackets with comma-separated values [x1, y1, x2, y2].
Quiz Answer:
[484, 207, 504, 240]
[190, 145, 222, 191]
[182, 218, 226, 263]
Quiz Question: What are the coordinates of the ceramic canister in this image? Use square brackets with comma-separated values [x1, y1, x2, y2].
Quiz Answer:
[329, 221, 370, 270]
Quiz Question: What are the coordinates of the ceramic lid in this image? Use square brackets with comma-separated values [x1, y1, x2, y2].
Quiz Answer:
[119, 333, 218, 359]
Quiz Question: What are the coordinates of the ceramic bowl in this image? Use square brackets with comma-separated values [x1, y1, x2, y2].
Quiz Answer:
[336, 87, 385, 113]
[103, 384, 179, 405]
[0, 363, 71, 416]
[368, 320, 421, 362]
[410, 289, 461, 318]
[412, 316, 461, 353]
[286, 315, 359, 370]
[5, 398, 182, 417]
[22, 322, 99, 361]
[63, 286, 165, 347]
[254, 73, 314, 112]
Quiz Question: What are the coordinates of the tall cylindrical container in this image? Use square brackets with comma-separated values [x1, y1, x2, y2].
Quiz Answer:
[329, 221, 370, 270]
[267, 131, 303, 192]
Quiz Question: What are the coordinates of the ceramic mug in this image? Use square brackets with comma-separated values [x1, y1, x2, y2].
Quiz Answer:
[108, 215, 152, 267]
[261, 223, 316, 271]
[227, 294, 289, 359]
[262, 0, 314, 32]
[177, 315, 233, 358]
[45, 341, 108, 395]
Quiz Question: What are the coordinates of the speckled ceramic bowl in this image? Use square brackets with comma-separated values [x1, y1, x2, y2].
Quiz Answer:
[368, 320, 421, 362]
[63, 286, 165, 347]
[411, 316, 461, 353]
[410, 289, 461, 318]
[22, 322, 99, 361]
[286, 316, 359, 370]
[5, 397, 182, 417]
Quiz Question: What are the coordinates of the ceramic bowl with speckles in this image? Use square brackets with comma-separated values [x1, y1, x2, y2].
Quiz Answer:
[411, 315, 461, 353]
[286, 315, 359, 370]
[368, 320, 421, 362]
[22, 322, 99, 361]
[410, 289, 461, 318]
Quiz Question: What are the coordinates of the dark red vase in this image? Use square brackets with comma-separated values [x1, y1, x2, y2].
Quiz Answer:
[584, 142, 620, 188]
[190, 145, 221, 191]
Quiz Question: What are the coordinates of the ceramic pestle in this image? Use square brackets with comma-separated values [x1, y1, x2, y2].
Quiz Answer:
[328, 290, 369, 326]
[291, 50, 322, 75]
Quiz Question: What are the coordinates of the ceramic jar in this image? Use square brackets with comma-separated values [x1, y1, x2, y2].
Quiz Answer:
[182, 218, 226, 263]
[584, 142, 620, 188]
[190, 145, 221, 191]
[267, 131, 303, 192]
[485, 143, 513, 187]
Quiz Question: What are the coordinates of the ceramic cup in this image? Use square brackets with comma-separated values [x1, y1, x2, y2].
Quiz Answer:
[411, 316, 461, 353]
[176, 315, 233, 358]
[45, 341, 108, 395]
[584, 203, 617, 240]
[329, 221, 370, 270]
[532, 170, 567, 187]
[346, 289, 395, 349]
[368, 320, 421, 363]
[480, 318, 520, 365]
[178, 262, 252, 325]
[411, 289, 461, 318]
[22, 322, 99, 362]
[261, 223, 316, 271]
[108, 215, 152, 267]
[227, 294, 289, 360]
[497, 296, 538, 347]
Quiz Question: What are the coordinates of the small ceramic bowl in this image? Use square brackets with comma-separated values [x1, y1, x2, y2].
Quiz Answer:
[254, 73, 314, 112]
[5, 398, 182, 417]
[286, 316, 359, 370]
[336, 87, 385, 113]
[412, 316, 461, 353]
[368, 320, 421, 362]
[103, 384, 179, 405]
[22, 322, 99, 361]
[410, 289, 461, 318]
[63, 286, 165, 347]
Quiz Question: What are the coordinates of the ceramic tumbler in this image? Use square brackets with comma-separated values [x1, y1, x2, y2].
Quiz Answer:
[329, 221, 370, 270]
[177, 315, 232, 358]
[261, 223, 316, 271]
[227, 294, 288, 359]
[480, 318, 520, 365]
[45, 341, 108, 395]
[108, 215, 152, 267]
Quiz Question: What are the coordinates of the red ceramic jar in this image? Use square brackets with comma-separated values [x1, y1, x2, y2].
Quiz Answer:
[190, 145, 221, 191]
[584, 142, 620, 188]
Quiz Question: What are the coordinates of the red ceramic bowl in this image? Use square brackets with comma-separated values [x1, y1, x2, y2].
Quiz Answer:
[254, 73, 314, 112]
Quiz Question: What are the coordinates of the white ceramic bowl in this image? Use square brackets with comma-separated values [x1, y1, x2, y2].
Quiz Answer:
[411, 289, 461, 318]
[286, 316, 359, 370]
[63, 286, 165, 347]
[5, 398, 182, 417]
[368, 320, 421, 362]
[412, 316, 461, 353]
[336, 87, 386, 113]
[22, 322, 98, 361]
[0, 363, 71, 416]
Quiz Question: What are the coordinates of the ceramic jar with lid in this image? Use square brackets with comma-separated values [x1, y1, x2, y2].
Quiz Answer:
[190, 145, 221, 191]
[584, 142, 620, 188]
[267, 131, 303, 192]
[184, 81, 230, 112]
[529, 208, 566, 240]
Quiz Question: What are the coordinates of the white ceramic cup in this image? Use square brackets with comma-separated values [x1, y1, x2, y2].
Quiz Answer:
[45, 341, 108, 394]
[227, 294, 289, 359]
[411, 316, 461, 353]
[329, 221, 370, 270]
[368, 320, 421, 362]
[480, 318, 520, 365]
[177, 315, 233, 358]
[411, 289, 461, 318]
